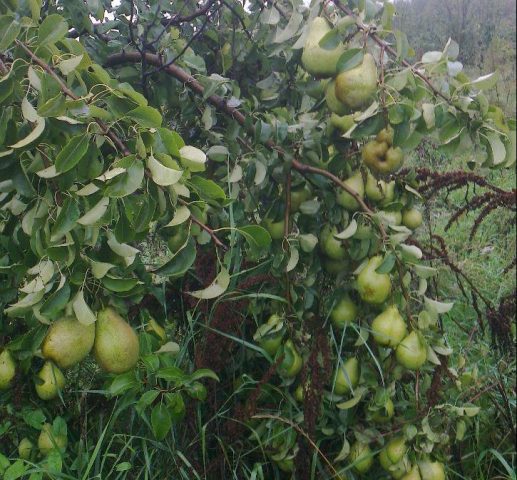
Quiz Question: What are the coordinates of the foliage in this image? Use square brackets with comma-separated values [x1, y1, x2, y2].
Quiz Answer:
[0, 1, 515, 479]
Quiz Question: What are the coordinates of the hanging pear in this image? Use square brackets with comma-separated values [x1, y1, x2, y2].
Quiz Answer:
[334, 357, 360, 395]
[41, 316, 95, 369]
[325, 79, 348, 115]
[94, 307, 140, 373]
[396, 331, 427, 370]
[336, 171, 365, 211]
[349, 441, 374, 474]
[357, 256, 392, 304]
[335, 53, 378, 110]
[301, 17, 345, 78]
[35, 361, 65, 400]
[0, 349, 16, 390]
[38, 423, 68, 455]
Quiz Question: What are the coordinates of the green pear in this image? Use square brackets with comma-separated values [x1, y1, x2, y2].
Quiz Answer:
[294, 384, 304, 403]
[263, 217, 285, 240]
[377, 126, 394, 145]
[336, 171, 365, 211]
[385, 436, 407, 465]
[330, 296, 358, 328]
[357, 256, 392, 304]
[371, 306, 407, 348]
[278, 339, 303, 378]
[418, 460, 445, 480]
[41, 316, 95, 369]
[0, 349, 15, 390]
[401, 465, 423, 480]
[254, 314, 285, 356]
[325, 79, 348, 115]
[38, 423, 67, 456]
[349, 441, 373, 474]
[35, 361, 65, 400]
[380, 449, 410, 479]
[290, 184, 312, 212]
[402, 208, 423, 230]
[396, 331, 427, 370]
[378, 210, 403, 226]
[365, 171, 395, 203]
[18, 437, 33, 460]
[372, 397, 395, 423]
[385, 147, 404, 172]
[94, 307, 140, 374]
[362, 140, 403, 174]
[301, 17, 345, 78]
[335, 53, 378, 110]
[334, 357, 360, 395]
[330, 113, 356, 134]
[320, 225, 347, 260]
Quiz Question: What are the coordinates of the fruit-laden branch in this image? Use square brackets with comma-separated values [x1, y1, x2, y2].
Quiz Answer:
[104, 52, 375, 219]
[331, 0, 451, 104]
[16, 42, 227, 251]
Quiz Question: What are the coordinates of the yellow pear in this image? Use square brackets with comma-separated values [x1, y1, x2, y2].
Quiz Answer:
[371, 306, 407, 348]
[377, 126, 394, 145]
[334, 357, 360, 395]
[38, 423, 67, 455]
[35, 361, 65, 400]
[301, 17, 345, 78]
[396, 331, 427, 370]
[357, 256, 392, 304]
[0, 349, 15, 390]
[335, 53, 378, 110]
[41, 316, 95, 369]
[325, 79, 349, 115]
[336, 171, 365, 211]
[94, 307, 140, 374]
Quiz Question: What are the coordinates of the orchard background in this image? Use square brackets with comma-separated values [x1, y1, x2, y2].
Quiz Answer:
[0, 1, 515, 479]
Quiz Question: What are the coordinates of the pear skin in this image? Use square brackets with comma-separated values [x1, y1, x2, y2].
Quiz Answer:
[335, 53, 378, 110]
[42, 316, 95, 369]
[402, 208, 423, 229]
[357, 256, 392, 304]
[336, 171, 365, 211]
[396, 331, 427, 370]
[371, 305, 407, 348]
[94, 307, 140, 374]
[38, 423, 68, 455]
[325, 79, 349, 115]
[334, 357, 360, 395]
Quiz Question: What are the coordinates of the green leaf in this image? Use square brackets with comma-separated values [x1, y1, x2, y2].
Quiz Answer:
[103, 157, 144, 198]
[0, 17, 21, 51]
[127, 106, 162, 128]
[156, 366, 186, 382]
[484, 131, 507, 166]
[4, 459, 26, 480]
[470, 71, 499, 91]
[109, 371, 139, 396]
[155, 238, 196, 277]
[151, 404, 172, 440]
[101, 276, 140, 293]
[376, 252, 396, 274]
[40, 282, 70, 317]
[189, 368, 220, 382]
[50, 198, 80, 241]
[55, 134, 89, 173]
[336, 49, 364, 73]
[189, 268, 230, 299]
[188, 176, 226, 203]
[237, 225, 272, 253]
[38, 14, 68, 46]
[9, 119, 45, 148]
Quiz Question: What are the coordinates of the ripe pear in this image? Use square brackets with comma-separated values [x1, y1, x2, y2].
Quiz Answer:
[42, 316, 95, 369]
[0, 349, 15, 390]
[371, 306, 407, 348]
[349, 441, 373, 474]
[396, 331, 427, 370]
[263, 217, 285, 241]
[418, 460, 445, 480]
[35, 361, 65, 400]
[402, 465, 423, 480]
[357, 256, 392, 304]
[365, 171, 395, 204]
[18, 437, 33, 460]
[336, 171, 365, 211]
[38, 423, 67, 456]
[335, 53, 378, 110]
[362, 140, 403, 174]
[301, 17, 345, 78]
[385, 147, 404, 171]
[320, 225, 347, 260]
[402, 208, 423, 230]
[334, 357, 360, 395]
[330, 296, 358, 328]
[378, 210, 403, 227]
[94, 307, 140, 374]
[325, 79, 348, 115]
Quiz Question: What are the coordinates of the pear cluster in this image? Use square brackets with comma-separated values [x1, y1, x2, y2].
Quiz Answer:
[31, 307, 140, 401]
[363, 126, 405, 174]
